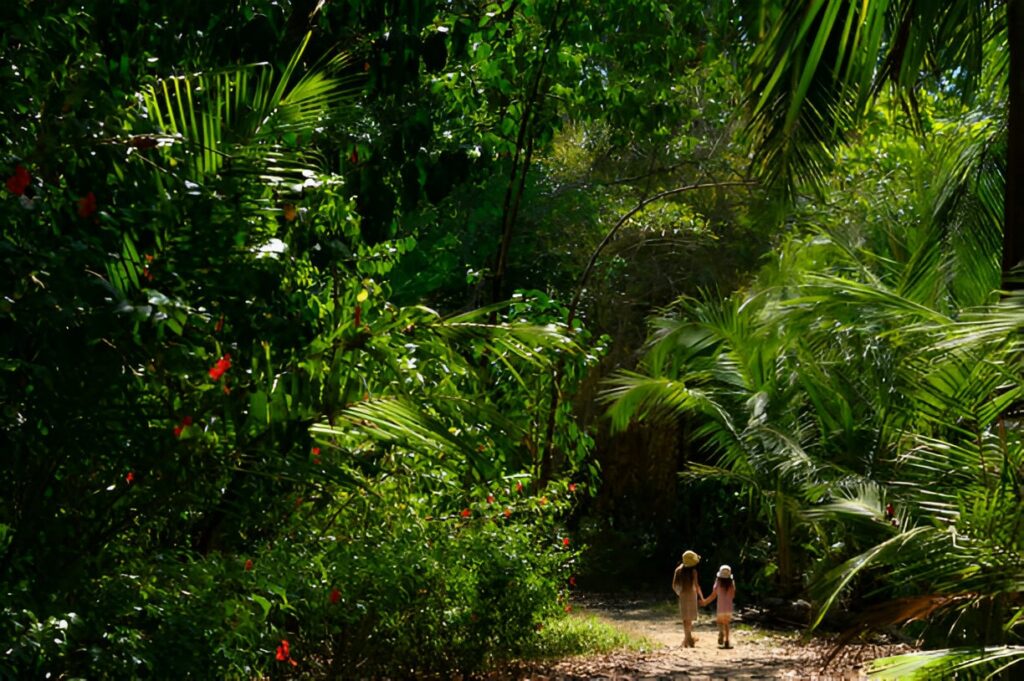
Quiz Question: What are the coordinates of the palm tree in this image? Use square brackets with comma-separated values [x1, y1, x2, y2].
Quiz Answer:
[604, 110, 1023, 675]
[742, 0, 1022, 281]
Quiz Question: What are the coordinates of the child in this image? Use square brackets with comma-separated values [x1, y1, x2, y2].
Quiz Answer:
[671, 550, 705, 647]
[701, 565, 736, 648]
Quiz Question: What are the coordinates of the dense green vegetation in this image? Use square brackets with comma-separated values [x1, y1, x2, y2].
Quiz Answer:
[1, 1, 1021, 678]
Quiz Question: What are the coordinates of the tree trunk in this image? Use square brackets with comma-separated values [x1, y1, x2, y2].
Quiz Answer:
[1002, 0, 1024, 283]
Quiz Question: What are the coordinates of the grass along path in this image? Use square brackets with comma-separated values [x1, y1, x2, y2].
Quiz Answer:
[513, 594, 912, 680]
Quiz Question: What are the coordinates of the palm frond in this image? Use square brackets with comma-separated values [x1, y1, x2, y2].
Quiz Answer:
[810, 525, 935, 628]
[868, 645, 1024, 680]
[601, 370, 734, 433]
[135, 33, 358, 183]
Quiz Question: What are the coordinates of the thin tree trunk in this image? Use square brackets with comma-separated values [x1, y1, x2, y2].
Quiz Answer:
[490, 0, 566, 305]
[1003, 0, 1024, 283]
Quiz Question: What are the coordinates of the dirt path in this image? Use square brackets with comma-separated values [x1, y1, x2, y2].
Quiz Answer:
[521, 595, 910, 680]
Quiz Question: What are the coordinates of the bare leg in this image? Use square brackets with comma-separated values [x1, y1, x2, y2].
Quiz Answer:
[723, 618, 732, 648]
[683, 619, 694, 647]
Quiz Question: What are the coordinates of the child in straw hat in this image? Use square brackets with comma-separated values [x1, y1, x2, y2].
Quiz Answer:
[701, 564, 736, 648]
[671, 550, 705, 647]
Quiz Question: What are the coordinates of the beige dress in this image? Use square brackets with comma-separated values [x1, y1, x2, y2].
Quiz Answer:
[672, 565, 699, 620]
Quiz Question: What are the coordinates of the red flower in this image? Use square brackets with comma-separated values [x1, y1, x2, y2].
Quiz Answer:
[460, 508, 471, 518]
[208, 354, 231, 381]
[76, 191, 97, 218]
[173, 415, 193, 438]
[244, 559, 253, 571]
[564, 605, 572, 613]
[569, 575, 577, 587]
[562, 537, 570, 547]
[6, 165, 29, 196]
[125, 471, 135, 485]
[275, 639, 297, 666]
[329, 587, 341, 604]
[312, 446, 321, 465]
[568, 483, 577, 493]
[885, 503, 895, 519]
[503, 508, 511, 518]
[486, 495, 495, 504]
[515, 481, 523, 493]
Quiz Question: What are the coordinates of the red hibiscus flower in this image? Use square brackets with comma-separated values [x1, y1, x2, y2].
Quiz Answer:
[208, 354, 231, 380]
[6, 166, 29, 196]
[125, 471, 135, 485]
[486, 495, 495, 504]
[77, 191, 97, 218]
[329, 587, 341, 604]
[244, 559, 253, 571]
[460, 508, 471, 518]
[562, 537, 570, 547]
[275, 639, 297, 666]
[568, 483, 577, 492]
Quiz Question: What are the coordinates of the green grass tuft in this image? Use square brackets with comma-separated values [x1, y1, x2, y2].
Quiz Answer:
[519, 612, 659, 660]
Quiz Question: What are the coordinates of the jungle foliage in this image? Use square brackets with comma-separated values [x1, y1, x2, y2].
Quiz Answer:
[2, 1, 1022, 679]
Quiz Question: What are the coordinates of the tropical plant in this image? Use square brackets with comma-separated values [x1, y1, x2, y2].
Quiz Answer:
[741, 0, 1021, 279]
[1, 3, 598, 675]
[603, 94, 1023, 675]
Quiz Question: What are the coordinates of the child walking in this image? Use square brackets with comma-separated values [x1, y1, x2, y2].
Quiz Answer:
[671, 550, 705, 647]
[701, 565, 736, 648]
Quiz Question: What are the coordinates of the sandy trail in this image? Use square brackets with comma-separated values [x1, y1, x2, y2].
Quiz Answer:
[524, 595, 908, 680]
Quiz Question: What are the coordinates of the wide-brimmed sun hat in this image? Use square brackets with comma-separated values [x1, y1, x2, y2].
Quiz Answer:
[681, 550, 700, 567]
[717, 565, 732, 579]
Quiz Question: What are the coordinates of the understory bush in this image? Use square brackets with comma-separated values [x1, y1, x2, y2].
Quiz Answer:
[1, 477, 578, 678]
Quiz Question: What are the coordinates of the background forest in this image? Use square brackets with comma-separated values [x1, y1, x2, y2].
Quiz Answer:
[1, 0, 1021, 678]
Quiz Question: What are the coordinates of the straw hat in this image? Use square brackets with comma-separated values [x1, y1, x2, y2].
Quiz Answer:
[681, 550, 700, 567]
[717, 565, 732, 579]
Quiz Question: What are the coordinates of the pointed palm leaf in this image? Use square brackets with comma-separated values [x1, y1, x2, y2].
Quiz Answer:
[135, 33, 357, 184]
